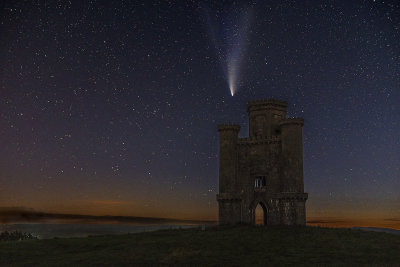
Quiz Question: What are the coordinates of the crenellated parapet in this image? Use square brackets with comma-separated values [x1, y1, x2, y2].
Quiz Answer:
[237, 136, 281, 146]
[217, 124, 241, 132]
[279, 118, 304, 127]
[247, 99, 288, 113]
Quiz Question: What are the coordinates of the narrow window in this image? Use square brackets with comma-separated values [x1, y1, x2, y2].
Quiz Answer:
[254, 176, 266, 188]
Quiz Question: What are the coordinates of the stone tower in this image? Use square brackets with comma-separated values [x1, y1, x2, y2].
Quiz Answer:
[217, 99, 308, 225]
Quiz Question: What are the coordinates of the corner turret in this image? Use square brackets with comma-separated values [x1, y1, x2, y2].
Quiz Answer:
[279, 118, 304, 193]
[217, 124, 240, 194]
[217, 124, 241, 224]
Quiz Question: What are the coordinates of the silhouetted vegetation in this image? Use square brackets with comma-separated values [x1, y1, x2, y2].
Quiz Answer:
[0, 231, 37, 241]
[0, 226, 399, 265]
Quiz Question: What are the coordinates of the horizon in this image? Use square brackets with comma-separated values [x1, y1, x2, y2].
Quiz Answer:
[1, 207, 399, 231]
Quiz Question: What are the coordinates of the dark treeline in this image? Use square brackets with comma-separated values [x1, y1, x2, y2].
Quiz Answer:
[0, 231, 37, 241]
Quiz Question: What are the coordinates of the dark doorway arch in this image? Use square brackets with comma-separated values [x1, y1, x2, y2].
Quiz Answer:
[254, 202, 267, 225]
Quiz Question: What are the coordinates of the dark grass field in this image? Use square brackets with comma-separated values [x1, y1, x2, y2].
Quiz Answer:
[1, 225, 399, 266]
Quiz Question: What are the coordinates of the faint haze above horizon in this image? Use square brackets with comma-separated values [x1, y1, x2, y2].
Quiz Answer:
[1, 207, 399, 230]
[0, 0, 399, 228]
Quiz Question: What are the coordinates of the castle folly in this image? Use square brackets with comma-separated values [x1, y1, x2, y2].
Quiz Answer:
[217, 99, 308, 225]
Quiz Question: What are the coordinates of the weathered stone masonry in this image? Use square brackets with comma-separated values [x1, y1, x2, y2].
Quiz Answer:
[217, 99, 308, 225]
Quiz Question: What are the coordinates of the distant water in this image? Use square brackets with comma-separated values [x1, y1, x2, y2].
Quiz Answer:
[352, 227, 400, 235]
[0, 223, 198, 239]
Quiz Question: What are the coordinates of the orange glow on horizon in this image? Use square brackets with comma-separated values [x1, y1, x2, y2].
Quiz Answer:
[307, 217, 400, 230]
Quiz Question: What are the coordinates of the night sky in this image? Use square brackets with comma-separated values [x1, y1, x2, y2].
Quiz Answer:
[1, 0, 399, 228]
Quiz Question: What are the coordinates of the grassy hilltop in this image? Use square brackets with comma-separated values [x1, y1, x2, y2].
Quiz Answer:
[1, 225, 399, 266]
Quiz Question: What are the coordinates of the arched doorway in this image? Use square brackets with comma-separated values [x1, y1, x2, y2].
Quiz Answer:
[254, 202, 267, 225]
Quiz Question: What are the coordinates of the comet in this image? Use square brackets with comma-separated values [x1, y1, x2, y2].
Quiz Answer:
[202, 5, 253, 96]
[227, 44, 241, 96]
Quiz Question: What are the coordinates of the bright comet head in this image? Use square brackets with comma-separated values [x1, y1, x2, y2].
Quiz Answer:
[228, 68, 236, 96]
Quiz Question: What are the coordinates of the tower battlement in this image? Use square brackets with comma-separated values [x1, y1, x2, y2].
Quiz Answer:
[247, 98, 288, 113]
[279, 118, 304, 126]
[217, 124, 241, 132]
